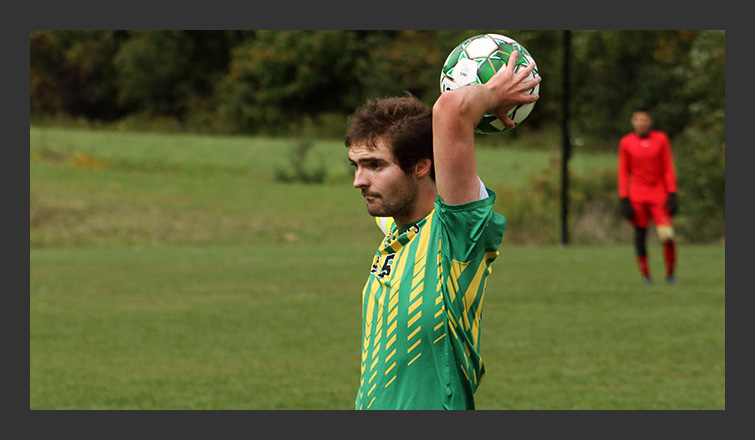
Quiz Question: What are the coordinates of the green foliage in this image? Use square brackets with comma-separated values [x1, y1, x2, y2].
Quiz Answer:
[673, 30, 725, 243]
[495, 138, 724, 245]
[114, 30, 195, 116]
[567, 167, 630, 244]
[355, 30, 451, 103]
[494, 158, 561, 245]
[570, 30, 700, 149]
[114, 31, 247, 123]
[675, 134, 725, 242]
[274, 136, 327, 184]
[30, 30, 128, 120]
[496, 158, 633, 245]
[30, 30, 725, 150]
[216, 30, 363, 134]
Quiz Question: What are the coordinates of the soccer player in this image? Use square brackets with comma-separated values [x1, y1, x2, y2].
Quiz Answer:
[618, 107, 679, 284]
[345, 52, 540, 409]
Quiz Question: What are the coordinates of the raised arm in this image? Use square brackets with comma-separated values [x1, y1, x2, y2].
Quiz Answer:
[432, 51, 540, 205]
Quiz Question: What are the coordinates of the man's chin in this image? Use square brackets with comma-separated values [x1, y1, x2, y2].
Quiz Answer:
[366, 203, 389, 218]
[367, 207, 386, 217]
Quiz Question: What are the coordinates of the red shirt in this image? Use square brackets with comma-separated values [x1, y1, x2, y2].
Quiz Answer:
[618, 130, 677, 203]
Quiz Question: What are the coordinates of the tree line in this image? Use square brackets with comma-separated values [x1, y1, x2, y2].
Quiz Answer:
[30, 31, 721, 144]
[30, 30, 725, 241]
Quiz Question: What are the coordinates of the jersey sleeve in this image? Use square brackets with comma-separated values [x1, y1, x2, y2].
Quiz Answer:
[435, 187, 506, 393]
[660, 133, 678, 193]
[435, 188, 506, 264]
[617, 136, 631, 198]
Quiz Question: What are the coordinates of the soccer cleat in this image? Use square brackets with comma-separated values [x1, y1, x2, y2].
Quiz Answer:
[642, 275, 652, 284]
[666, 275, 677, 284]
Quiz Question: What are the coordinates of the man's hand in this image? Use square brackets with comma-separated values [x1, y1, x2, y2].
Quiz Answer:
[620, 197, 634, 220]
[666, 192, 678, 216]
[487, 51, 541, 129]
[432, 50, 541, 205]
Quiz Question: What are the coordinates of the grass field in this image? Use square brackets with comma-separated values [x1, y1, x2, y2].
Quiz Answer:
[29, 126, 725, 410]
[30, 244, 725, 410]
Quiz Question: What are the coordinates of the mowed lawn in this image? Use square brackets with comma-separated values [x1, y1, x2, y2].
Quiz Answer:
[30, 126, 724, 409]
[30, 243, 725, 410]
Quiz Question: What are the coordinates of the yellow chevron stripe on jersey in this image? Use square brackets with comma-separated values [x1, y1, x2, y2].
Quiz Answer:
[356, 191, 506, 410]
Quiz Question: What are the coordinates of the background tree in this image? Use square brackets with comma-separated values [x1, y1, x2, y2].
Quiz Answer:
[673, 30, 726, 242]
[30, 30, 128, 121]
[215, 30, 363, 134]
[114, 30, 247, 128]
[30, 30, 725, 242]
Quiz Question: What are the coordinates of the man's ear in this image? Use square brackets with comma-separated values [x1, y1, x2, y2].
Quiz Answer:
[414, 158, 433, 179]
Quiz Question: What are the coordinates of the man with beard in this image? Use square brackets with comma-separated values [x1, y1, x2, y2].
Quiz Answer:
[345, 52, 540, 409]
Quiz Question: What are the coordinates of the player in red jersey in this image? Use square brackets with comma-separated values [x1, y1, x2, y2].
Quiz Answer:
[618, 107, 679, 284]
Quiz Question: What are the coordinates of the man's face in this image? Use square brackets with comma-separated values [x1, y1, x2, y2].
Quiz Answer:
[348, 139, 417, 219]
[631, 111, 653, 136]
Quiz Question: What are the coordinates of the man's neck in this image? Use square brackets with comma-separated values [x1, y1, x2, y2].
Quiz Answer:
[393, 182, 437, 229]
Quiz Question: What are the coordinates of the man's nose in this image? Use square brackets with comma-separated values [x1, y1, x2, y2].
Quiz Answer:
[353, 168, 368, 189]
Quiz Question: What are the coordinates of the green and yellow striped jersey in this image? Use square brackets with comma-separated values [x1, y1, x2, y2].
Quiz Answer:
[355, 190, 506, 410]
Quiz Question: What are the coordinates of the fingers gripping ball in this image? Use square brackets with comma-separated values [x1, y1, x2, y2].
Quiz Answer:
[440, 33, 540, 134]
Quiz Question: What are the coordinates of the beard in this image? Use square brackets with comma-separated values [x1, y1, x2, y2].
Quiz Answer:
[363, 176, 418, 219]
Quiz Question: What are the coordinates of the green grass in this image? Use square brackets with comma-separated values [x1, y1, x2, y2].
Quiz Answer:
[474, 244, 725, 410]
[30, 243, 724, 410]
[30, 245, 365, 409]
[30, 125, 616, 186]
[30, 126, 616, 248]
[29, 126, 724, 409]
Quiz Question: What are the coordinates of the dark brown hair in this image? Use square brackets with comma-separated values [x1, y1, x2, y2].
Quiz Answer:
[344, 94, 434, 180]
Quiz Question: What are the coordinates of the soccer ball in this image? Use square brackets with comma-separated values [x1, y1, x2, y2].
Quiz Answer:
[440, 33, 539, 134]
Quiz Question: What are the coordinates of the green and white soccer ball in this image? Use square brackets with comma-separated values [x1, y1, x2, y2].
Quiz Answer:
[440, 33, 539, 134]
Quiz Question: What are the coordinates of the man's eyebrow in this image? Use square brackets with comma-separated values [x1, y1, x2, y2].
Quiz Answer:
[348, 157, 386, 165]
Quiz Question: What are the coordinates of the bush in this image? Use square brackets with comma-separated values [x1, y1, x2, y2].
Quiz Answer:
[495, 146, 724, 245]
[274, 136, 327, 184]
[674, 132, 725, 243]
[495, 158, 629, 246]
[673, 30, 725, 243]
